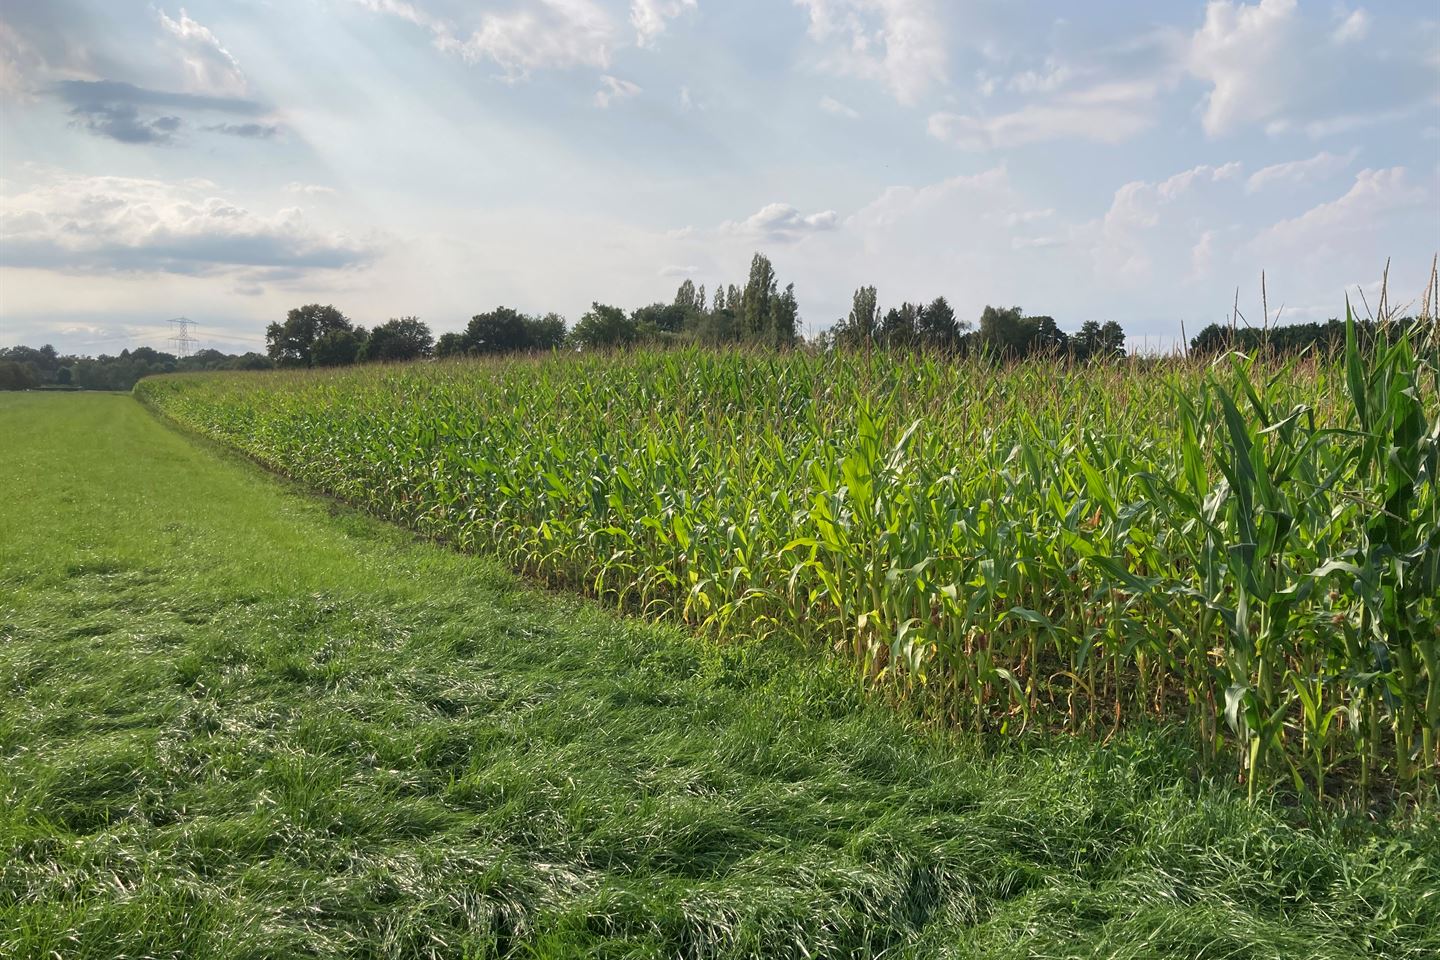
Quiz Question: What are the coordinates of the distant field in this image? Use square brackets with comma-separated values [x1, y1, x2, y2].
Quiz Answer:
[4, 392, 1439, 958]
[137, 333, 1439, 802]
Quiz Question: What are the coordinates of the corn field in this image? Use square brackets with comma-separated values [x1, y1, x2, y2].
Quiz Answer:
[136, 315, 1439, 801]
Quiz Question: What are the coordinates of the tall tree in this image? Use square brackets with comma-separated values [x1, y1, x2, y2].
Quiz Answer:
[266, 304, 354, 367]
[362, 316, 433, 362]
[769, 283, 799, 347]
[674, 279, 697, 311]
[880, 303, 922, 349]
[1097, 320, 1126, 358]
[1023, 315, 1068, 354]
[837, 286, 880, 348]
[1073, 320, 1103, 359]
[633, 303, 687, 334]
[311, 325, 368, 366]
[917, 296, 961, 350]
[572, 303, 639, 349]
[435, 332, 467, 358]
[463, 307, 531, 354]
[740, 252, 777, 342]
[528, 312, 568, 350]
[978, 305, 1026, 356]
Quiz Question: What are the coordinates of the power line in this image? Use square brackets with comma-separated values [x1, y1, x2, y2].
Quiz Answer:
[167, 317, 199, 358]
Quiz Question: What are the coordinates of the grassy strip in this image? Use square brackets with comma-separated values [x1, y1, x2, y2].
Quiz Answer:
[2, 393, 1437, 959]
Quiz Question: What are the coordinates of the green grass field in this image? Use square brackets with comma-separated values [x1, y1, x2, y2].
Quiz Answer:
[2, 392, 1438, 959]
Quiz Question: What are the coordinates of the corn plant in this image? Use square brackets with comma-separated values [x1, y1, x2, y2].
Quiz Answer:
[135, 316, 1438, 803]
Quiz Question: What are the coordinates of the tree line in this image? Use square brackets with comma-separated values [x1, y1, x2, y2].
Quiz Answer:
[820, 291, 1129, 360]
[1187, 316, 1429, 357]
[258, 252, 1136, 368]
[12, 248, 1404, 391]
[0, 344, 272, 392]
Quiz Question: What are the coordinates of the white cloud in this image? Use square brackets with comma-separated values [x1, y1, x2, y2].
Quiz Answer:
[929, 80, 1161, 150]
[156, 7, 247, 97]
[795, 0, 947, 105]
[1010, 235, 1062, 250]
[1245, 149, 1357, 193]
[630, 0, 695, 48]
[658, 264, 698, 277]
[351, 0, 443, 31]
[1332, 9, 1369, 45]
[1191, 229, 1218, 279]
[355, 0, 618, 77]
[594, 74, 640, 108]
[285, 182, 338, 197]
[929, 25, 1185, 152]
[0, 171, 373, 276]
[1248, 167, 1426, 256]
[722, 202, 839, 242]
[1007, 61, 1073, 95]
[1096, 162, 1245, 280]
[775, 166, 1098, 327]
[0, 20, 48, 95]
[1003, 208, 1054, 227]
[455, 0, 616, 76]
[1289, 103, 1434, 139]
[1188, 0, 1437, 138]
[1188, 0, 1303, 136]
[818, 95, 859, 119]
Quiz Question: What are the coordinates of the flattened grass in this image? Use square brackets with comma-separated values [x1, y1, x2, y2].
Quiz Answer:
[1, 393, 1436, 959]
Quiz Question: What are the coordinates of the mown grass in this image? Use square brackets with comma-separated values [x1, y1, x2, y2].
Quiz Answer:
[2, 392, 1438, 959]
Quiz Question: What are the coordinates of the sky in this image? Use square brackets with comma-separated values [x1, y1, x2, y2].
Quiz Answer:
[1, 0, 1437, 355]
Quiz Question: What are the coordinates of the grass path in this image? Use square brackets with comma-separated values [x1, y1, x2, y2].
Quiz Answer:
[1, 392, 1436, 959]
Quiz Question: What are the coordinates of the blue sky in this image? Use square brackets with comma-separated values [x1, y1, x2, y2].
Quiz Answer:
[1, 0, 1437, 354]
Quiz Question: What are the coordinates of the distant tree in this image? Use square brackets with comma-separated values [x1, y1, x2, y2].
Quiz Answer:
[693, 303, 739, 345]
[740, 252, 777, 342]
[358, 316, 429, 362]
[833, 286, 880, 348]
[1072, 320, 1103, 360]
[1023, 315, 1068, 354]
[222, 352, 275, 371]
[266, 304, 354, 367]
[2, 342, 269, 389]
[633, 302, 688, 335]
[311, 326, 367, 366]
[362, 316, 433, 362]
[917, 296, 962, 350]
[1188, 318, 1358, 357]
[880, 303, 924, 349]
[0, 344, 59, 380]
[528, 312, 568, 350]
[177, 348, 234, 372]
[674, 279, 702, 312]
[127, 346, 174, 366]
[1095, 320, 1126, 358]
[435, 332, 468, 358]
[463, 307, 532, 355]
[0, 360, 39, 390]
[979, 305, 1026, 356]
[770, 282, 799, 347]
[572, 303, 639, 350]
